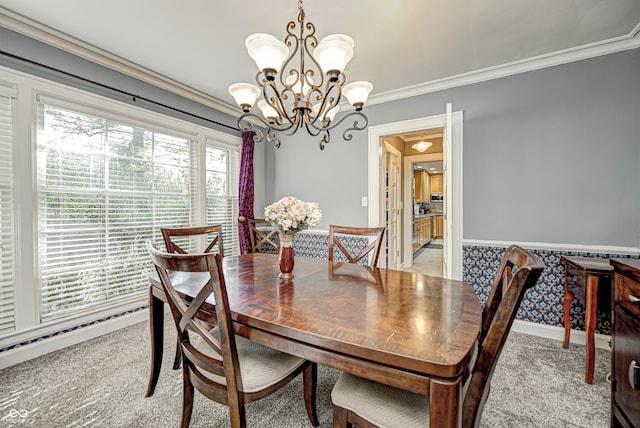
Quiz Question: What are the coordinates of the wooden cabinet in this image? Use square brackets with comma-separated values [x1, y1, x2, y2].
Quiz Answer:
[413, 170, 430, 203]
[430, 173, 443, 194]
[433, 215, 444, 238]
[610, 258, 640, 428]
[412, 217, 431, 253]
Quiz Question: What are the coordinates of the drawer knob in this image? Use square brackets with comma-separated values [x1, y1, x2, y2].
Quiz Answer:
[629, 295, 640, 303]
[630, 360, 640, 390]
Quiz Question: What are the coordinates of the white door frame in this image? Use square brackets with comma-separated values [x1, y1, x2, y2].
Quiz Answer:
[384, 142, 402, 269]
[368, 110, 463, 279]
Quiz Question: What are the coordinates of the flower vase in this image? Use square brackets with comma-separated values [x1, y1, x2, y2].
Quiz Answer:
[278, 233, 295, 280]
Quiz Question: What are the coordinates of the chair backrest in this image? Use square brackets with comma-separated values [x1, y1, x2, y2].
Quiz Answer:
[248, 219, 279, 254]
[161, 225, 224, 256]
[462, 245, 545, 427]
[328, 225, 385, 267]
[146, 241, 243, 407]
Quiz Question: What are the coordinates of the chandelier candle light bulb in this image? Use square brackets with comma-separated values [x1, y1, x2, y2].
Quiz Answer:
[228, 0, 373, 150]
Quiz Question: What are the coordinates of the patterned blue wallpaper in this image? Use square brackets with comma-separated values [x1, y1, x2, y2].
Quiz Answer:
[463, 245, 638, 336]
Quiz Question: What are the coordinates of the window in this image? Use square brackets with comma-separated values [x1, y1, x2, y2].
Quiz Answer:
[206, 142, 240, 255]
[36, 98, 239, 320]
[0, 87, 16, 335]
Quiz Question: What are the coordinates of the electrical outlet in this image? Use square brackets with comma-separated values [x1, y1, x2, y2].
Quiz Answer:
[361, 197, 368, 207]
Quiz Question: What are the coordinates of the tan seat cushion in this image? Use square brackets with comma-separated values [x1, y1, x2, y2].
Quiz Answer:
[191, 327, 306, 394]
[331, 372, 430, 428]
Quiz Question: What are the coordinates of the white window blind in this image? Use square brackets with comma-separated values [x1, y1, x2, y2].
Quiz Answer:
[206, 142, 240, 256]
[0, 92, 15, 335]
[37, 101, 197, 320]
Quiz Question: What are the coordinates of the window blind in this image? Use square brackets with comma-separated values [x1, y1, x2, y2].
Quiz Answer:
[0, 93, 15, 335]
[206, 141, 240, 256]
[37, 102, 197, 319]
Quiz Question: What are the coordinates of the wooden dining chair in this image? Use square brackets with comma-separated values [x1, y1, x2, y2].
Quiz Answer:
[161, 225, 224, 257]
[147, 241, 319, 428]
[328, 225, 385, 267]
[331, 244, 545, 428]
[248, 218, 279, 253]
[159, 225, 225, 371]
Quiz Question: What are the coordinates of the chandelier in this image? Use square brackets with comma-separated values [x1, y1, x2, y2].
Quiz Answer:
[228, 0, 373, 150]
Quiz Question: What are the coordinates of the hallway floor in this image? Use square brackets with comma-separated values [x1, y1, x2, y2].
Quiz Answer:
[404, 239, 443, 277]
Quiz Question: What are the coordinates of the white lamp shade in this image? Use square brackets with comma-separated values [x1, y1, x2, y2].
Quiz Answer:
[245, 33, 289, 72]
[342, 81, 373, 106]
[258, 99, 279, 120]
[228, 83, 261, 108]
[313, 103, 340, 121]
[314, 34, 354, 74]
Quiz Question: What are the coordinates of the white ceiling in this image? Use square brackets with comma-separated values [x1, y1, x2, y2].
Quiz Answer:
[1, 0, 639, 112]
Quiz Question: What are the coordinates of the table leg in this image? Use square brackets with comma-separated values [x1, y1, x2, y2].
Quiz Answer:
[563, 268, 572, 349]
[429, 376, 462, 428]
[584, 275, 598, 384]
[145, 286, 165, 397]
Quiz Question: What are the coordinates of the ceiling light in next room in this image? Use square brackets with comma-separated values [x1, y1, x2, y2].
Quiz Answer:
[412, 141, 433, 152]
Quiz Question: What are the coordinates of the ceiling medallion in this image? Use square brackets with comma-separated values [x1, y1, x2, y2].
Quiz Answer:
[228, 0, 373, 150]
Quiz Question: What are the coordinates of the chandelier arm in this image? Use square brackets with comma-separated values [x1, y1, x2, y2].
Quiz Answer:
[340, 113, 369, 142]
[302, 120, 323, 137]
[236, 115, 265, 143]
[259, 79, 300, 126]
[318, 131, 330, 150]
[238, 112, 299, 135]
[266, 128, 282, 149]
[306, 110, 366, 133]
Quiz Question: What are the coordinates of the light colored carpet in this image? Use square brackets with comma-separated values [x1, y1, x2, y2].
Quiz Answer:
[0, 315, 610, 427]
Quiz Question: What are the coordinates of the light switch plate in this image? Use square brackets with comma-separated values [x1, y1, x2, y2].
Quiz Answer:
[361, 197, 368, 207]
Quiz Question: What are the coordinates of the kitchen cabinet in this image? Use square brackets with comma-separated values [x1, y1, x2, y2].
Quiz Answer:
[413, 170, 430, 203]
[433, 215, 444, 239]
[412, 216, 431, 253]
[430, 173, 443, 194]
[610, 258, 640, 428]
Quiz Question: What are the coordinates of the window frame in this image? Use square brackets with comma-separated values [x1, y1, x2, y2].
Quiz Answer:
[0, 65, 241, 348]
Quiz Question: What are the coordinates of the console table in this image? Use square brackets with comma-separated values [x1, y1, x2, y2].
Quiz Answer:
[561, 255, 613, 384]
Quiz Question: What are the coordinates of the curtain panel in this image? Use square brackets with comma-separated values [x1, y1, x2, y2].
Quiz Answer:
[237, 132, 255, 254]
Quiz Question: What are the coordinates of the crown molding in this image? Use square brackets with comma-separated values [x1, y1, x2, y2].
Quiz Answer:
[368, 23, 640, 106]
[2, 7, 638, 113]
[0, 7, 242, 118]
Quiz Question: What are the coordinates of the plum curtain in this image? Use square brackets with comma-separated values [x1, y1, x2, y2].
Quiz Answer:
[237, 131, 255, 254]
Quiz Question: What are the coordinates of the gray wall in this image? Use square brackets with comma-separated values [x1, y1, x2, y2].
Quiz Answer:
[269, 48, 640, 247]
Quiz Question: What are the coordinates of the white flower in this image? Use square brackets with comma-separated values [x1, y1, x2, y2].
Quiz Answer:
[264, 196, 322, 235]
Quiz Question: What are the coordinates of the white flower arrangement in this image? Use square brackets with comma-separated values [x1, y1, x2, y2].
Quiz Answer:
[264, 196, 322, 235]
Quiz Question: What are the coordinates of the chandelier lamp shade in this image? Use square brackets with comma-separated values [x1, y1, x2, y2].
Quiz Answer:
[228, 0, 373, 150]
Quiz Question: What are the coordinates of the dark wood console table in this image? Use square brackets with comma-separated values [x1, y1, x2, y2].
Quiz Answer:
[561, 255, 613, 384]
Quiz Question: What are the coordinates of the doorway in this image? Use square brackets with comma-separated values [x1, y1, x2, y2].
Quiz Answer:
[367, 106, 463, 279]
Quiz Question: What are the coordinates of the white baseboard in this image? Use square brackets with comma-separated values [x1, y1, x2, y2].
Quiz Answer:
[0, 309, 149, 370]
[511, 319, 610, 350]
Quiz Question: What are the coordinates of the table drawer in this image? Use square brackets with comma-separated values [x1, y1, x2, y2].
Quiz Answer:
[615, 274, 640, 319]
[613, 305, 640, 426]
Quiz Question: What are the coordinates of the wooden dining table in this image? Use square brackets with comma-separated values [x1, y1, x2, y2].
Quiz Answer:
[146, 253, 482, 428]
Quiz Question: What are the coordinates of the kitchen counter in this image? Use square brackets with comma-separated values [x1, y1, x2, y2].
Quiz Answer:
[413, 212, 442, 221]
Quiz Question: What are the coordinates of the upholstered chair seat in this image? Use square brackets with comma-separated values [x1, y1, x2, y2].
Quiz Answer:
[192, 327, 308, 393]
